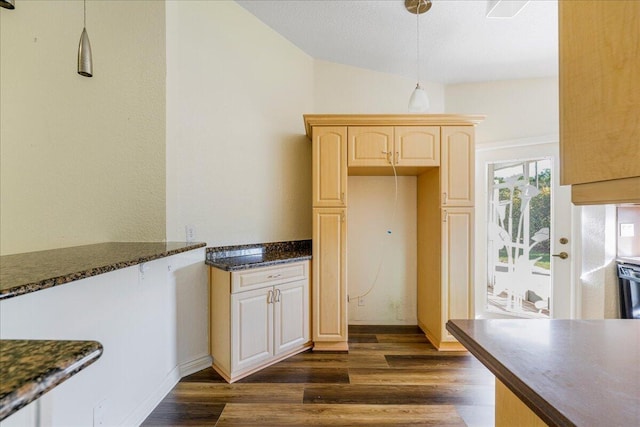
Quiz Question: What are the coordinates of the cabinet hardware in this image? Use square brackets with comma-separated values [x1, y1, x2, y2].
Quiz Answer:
[340, 192, 345, 203]
[559, 237, 569, 244]
[443, 211, 448, 222]
[552, 252, 569, 260]
[267, 290, 273, 304]
[442, 192, 448, 204]
[275, 289, 281, 303]
[267, 273, 282, 279]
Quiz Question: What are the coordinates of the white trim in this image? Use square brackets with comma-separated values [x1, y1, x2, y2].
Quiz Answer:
[122, 365, 181, 427]
[120, 355, 213, 426]
[179, 354, 213, 378]
[476, 134, 559, 152]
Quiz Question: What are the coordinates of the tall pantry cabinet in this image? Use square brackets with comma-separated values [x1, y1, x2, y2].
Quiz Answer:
[305, 115, 483, 351]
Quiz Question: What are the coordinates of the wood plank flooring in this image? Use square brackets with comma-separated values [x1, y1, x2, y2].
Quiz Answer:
[142, 326, 495, 426]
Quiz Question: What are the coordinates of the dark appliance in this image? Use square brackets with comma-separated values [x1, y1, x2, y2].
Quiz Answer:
[617, 262, 640, 319]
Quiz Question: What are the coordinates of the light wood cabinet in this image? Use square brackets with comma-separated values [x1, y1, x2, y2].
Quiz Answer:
[312, 126, 347, 207]
[304, 115, 483, 353]
[441, 126, 474, 207]
[395, 126, 440, 167]
[348, 126, 440, 169]
[440, 208, 474, 345]
[210, 261, 311, 382]
[559, 0, 640, 204]
[311, 208, 348, 351]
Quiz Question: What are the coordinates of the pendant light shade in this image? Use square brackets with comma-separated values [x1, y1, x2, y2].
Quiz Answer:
[405, 0, 431, 113]
[77, 0, 93, 77]
[0, 0, 15, 9]
[408, 83, 429, 112]
[78, 28, 93, 77]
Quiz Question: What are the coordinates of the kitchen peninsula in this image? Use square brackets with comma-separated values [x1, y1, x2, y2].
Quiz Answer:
[446, 319, 640, 426]
[0, 242, 207, 426]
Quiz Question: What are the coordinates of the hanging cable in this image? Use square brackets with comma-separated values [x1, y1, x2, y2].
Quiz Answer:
[350, 156, 399, 302]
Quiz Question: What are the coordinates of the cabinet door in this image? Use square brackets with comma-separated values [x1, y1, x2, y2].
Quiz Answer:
[313, 127, 347, 207]
[274, 279, 310, 355]
[559, 0, 640, 186]
[441, 126, 474, 206]
[231, 287, 273, 373]
[348, 126, 394, 167]
[312, 208, 348, 344]
[441, 208, 473, 342]
[395, 126, 440, 167]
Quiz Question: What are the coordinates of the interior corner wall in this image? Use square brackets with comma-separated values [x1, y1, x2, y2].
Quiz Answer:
[314, 60, 445, 114]
[165, 0, 314, 247]
[580, 205, 619, 319]
[0, 1, 166, 256]
[445, 77, 559, 145]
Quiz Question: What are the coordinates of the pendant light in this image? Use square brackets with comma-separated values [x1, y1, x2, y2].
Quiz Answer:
[78, 0, 93, 77]
[0, 0, 15, 10]
[406, 0, 431, 113]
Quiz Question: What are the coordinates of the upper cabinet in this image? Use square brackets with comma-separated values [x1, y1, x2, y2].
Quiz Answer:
[559, 0, 640, 204]
[395, 126, 440, 167]
[312, 126, 347, 207]
[347, 126, 440, 169]
[441, 126, 474, 207]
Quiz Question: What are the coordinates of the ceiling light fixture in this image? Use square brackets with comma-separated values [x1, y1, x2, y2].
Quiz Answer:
[0, 0, 15, 10]
[77, 0, 93, 77]
[406, 0, 431, 113]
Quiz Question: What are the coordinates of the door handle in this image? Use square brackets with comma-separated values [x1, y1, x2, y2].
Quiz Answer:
[552, 252, 569, 260]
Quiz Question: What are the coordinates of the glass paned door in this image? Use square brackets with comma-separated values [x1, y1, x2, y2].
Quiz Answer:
[486, 158, 552, 318]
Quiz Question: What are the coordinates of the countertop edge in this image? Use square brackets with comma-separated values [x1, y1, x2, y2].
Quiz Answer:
[205, 254, 312, 271]
[0, 242, 207, 301]
[445, 320, 573, 427]
[0, 341, 103, 421]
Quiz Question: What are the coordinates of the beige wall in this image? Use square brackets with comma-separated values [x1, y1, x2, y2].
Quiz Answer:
[315, 59, 445, 114]
[445, 77, 559, 144]
[165, 0, 314, 246]
[347, 176, 417, 325]
[0, 0, 166, 255]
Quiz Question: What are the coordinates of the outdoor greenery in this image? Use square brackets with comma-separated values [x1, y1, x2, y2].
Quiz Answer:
[496, 164, 551, 270]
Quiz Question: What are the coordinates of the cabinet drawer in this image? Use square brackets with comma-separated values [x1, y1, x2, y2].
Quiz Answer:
[231, 262, 308, 294]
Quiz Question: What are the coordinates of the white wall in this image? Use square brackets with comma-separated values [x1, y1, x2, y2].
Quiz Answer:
[579, 205, 619, 319]
[445, 77, 559, 144]
[0, 249, 208, 427]
[0, 0, 166, 255]
[347, 176, 417, 325]
[165, 0, 314, 247]
[314, 60, 445, 114]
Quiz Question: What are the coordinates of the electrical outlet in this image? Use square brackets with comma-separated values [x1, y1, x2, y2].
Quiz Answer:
[93, 399, 107, 426]
[185, 225, 196, 243]
[620, 223, 635, 237]
[358, 296, 365, 306]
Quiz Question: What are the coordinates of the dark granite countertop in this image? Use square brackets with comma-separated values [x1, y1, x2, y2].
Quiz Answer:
[0, 339, 103, 421]
[0, 242, 206, 300]
[446, 319, 640, 427]
[206, 240, 311, 271]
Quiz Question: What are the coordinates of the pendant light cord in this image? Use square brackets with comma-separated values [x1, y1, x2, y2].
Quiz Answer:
[83, 0, 86, 28]
[416, 0, 421, 84]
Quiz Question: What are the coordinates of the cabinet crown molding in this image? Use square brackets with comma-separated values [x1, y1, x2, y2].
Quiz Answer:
[303, 114, 485, 138]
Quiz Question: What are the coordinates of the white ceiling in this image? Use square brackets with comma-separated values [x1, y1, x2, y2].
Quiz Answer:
[236, 0, 558, 85]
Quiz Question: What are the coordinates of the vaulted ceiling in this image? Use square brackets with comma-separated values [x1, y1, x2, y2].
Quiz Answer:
[236, 0, 558, 84]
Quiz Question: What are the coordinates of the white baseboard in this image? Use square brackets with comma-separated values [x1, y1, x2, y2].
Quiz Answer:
[179, 354, 213, 378]
[121, 366, 180, 427]
[119, 355, 212, 426]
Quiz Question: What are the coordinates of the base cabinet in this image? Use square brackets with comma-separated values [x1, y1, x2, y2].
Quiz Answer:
[210, 261, 311, 383]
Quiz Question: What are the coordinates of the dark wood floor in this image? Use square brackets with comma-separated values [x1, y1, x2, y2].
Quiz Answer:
[142, 325, 495, 426]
